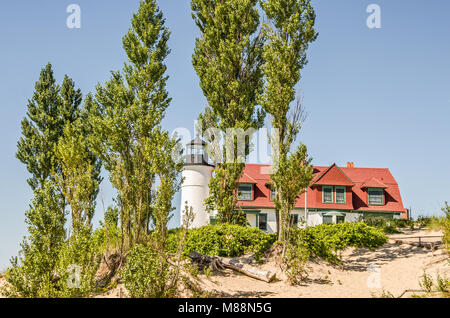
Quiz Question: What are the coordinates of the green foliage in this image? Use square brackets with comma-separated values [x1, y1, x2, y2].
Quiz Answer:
[122, 244, 176, 298]
[435, 272, 449, 294]
[54, 119, 101, 235]
[4, 181, 66, 298]
[167, 224, 277, 258]
[55, 227, 101, 298]
[420, 271, 434, 293]
[192, 0, 266, 222]
[412, 271, 450, 298]
[283, 240, 309, 285]
[416, 215, 433, 228]
[391, 218, 415, 230]
[372, 289, 396, 298]
[270, 145, 314, 243]
[91, 0, 177, 248]
[290, 223, 388, 264]
[150, 132, 184, 252]
[104, 205, 119, 227]
[16, 64, 82, 191]
[92, 206, 122, 253]
[259, 0, 317, 244]
[362, 217, 402, 234]
[122, 203, 194, 299]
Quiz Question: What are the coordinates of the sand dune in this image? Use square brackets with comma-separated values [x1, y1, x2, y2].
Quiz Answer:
[196, 231, 449, 298]
[1, 231, 448, 298]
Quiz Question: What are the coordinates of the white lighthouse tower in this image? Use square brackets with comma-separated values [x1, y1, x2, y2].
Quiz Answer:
[180, 136, 215, 228]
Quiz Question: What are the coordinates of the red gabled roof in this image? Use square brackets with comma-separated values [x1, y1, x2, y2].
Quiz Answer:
[311, 163, 354, 187]
[361, 177, 388, 189]
[237, 163, 407, 213]
[239, 172, 258, 184]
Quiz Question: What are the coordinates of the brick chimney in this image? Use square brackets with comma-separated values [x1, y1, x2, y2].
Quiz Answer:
[347, 162, 355, 168]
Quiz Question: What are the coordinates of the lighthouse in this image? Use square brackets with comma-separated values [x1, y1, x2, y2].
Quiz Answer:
[180, 136, 215, 228]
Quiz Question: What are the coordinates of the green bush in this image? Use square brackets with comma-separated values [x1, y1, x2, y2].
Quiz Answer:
[290, 222, 388, 264]
[362, 217, 402, 234]
[166, 224, 277, 258]
[416, 215, 432, 228]
[121, 244, 176, 298]
[391, 219, 414, 230]
[55, 227, 101, 298]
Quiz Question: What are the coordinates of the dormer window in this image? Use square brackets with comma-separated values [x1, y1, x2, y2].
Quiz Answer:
[322, 186, 346, 204]
[238, 183, 253, 201]
[335, 186, 346, 204]
[322, 186, 333, 204]
[368, 188, 384, 205]
[270, 186, 275, 201]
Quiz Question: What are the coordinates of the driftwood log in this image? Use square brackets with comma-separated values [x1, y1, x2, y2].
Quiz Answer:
[188, 251, 276, 283]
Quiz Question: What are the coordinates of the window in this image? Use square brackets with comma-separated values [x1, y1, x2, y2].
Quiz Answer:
[323, 215, 333, 224]
[258, 214, 268, 231]
[336, 216, 345, 224]
[368, 188, 384, 205]
[270, 187, 275, 201]
[335, 186, 346, 204]
[209, 216, 217, 225]
[290, 214, 299, 226]
[238, 183, 253, 201]
[323, 186, 333, 203]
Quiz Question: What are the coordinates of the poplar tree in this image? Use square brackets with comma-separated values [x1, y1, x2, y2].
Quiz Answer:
[16, 64, 82, 191]
[92, 0, 177, 248]
[54, 116, 101, 235]
[4, 181, 66, 298]
[259, 0, 317, 244]
[192, 0, 266, 223]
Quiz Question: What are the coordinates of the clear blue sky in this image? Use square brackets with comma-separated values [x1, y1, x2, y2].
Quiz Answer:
[1, 0, 449, 270]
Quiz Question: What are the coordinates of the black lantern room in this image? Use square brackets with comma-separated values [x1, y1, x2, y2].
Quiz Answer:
[185, 136, 214, 166]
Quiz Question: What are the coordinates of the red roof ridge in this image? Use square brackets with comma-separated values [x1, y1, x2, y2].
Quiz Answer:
[361, 177, 388, 189]
[311, 163, 354, 186]
[239, 172, 258, 184]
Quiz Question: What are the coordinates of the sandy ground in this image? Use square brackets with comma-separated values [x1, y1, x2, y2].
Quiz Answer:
[1, 230, 448, 298]
[193, 230, 449, 298]
[196, 245, 448, 298]
[389, 229, 444, 244]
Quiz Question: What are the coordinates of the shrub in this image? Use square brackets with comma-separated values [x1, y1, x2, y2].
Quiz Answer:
[121, 244, 176, 298]
[391, 219, 414, 230]
[284, 240, 310, 285]
[166, 224, 277, 258]
[55, 227, 101, 298]
[3, 182, 66, 298]
[290, 222, 388, 264]
[416, 215, 432, 228]
[362, 217, 402, 234]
